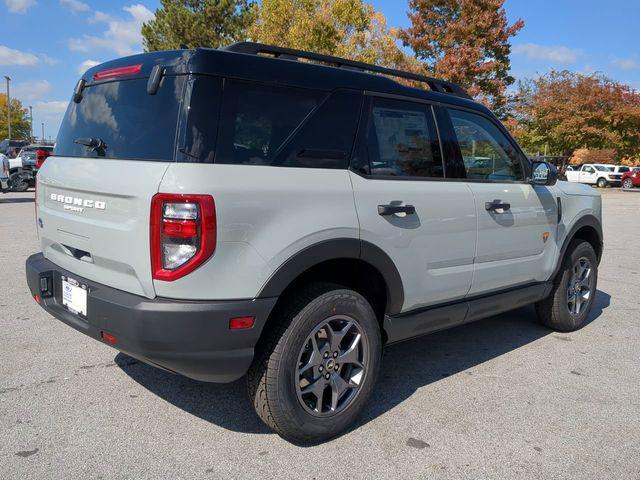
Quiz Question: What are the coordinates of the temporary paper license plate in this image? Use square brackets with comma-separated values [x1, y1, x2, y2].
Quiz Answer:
[61, 275, 88, 317]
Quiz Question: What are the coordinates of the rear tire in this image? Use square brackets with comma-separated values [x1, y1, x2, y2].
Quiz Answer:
[535, 240, 598, 332]
[596, 178, 607, 188]
[623, 178, 634, 189]
[247, 282, 381, 444]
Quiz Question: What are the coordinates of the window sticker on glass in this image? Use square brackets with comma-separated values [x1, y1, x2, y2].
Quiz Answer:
[372, 107, 429, 160]
[367, 104, 441, 178]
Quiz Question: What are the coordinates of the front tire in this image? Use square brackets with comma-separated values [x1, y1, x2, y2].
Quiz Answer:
[536, 240, 598, 332]
[623, 178, 634, 189]
[596, 178, 607, 188]
[247, 283, 382, 444]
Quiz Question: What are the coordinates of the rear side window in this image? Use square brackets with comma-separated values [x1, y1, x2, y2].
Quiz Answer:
[215, 80, 323, 166]
[180, 76, 223, 163]
[55, 76, 185, 161]
[448, 109, 524, 181]
[364, 97, 443, 178]
[273, 90, 362, 169]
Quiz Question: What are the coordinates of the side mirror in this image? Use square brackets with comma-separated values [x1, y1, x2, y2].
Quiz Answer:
[530, 161, 558, 186]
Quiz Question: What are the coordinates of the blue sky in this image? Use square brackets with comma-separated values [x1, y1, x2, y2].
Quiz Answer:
[1, 0, 639, 140]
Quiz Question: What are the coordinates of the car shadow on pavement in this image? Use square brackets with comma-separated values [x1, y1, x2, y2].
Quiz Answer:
[116, 289, 611, 439]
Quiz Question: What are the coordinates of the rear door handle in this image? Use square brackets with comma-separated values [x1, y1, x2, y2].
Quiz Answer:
[485, 200, 511, 212]
[378, 204, 416, 216]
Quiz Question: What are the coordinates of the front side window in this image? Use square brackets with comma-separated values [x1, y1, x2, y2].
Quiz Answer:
[448, 109, 524, 181]
[364, 98, 443, 178]
[583, 166, 595, 173]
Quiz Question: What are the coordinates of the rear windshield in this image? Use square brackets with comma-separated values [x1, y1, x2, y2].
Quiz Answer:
[55, 76, 184, 161]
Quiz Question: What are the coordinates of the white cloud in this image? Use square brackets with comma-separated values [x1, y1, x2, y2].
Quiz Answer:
[612, 58, 640, 70]
[0, 45, 38, 66]
[512, 43, 580, 64]
[0, 45, 57, 67]
[89, 10, 110, 23]
[77, 59, 100, 74]
[67, 3, 154, 56]
[59, 0, 89, 13]
[40, 54, 59, 65]
[12, 80, 52, 101]
[4, 0, 36, 14]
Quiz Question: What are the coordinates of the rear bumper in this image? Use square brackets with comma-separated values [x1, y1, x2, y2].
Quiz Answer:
[26, 253, 277, 383]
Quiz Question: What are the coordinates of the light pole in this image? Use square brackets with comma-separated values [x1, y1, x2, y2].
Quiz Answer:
[29, 105, 33, 141]
[4, 76, 10, 140]
[41, 122, 44, 142]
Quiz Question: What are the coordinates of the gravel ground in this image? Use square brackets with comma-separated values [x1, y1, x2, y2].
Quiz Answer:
[1, 188, 639, 479]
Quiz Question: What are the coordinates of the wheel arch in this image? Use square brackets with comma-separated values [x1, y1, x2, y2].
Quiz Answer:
[553, 214, 603, 279]
[257, 238, 404, 316]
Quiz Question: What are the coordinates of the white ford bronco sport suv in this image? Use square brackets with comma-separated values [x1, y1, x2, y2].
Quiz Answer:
[26, 43, 603, 444]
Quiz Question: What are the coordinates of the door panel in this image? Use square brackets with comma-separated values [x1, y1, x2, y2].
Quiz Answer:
[467, 183, 558, 294]
[350, 96, 476, 313]
[351, 174, 476, 311]
[580, 165, 597, 184]
[442, 107, 558, 295]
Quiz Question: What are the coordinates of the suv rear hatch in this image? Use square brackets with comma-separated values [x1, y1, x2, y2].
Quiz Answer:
[37, 56, 187, 298]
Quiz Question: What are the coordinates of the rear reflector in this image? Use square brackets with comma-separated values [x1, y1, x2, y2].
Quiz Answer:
[93, 64, 142, 80]
[101, 331, 117, 345]
[161, 218, 197, 238]
[229, 316, 256, 330]
[33, 294, 41, 304]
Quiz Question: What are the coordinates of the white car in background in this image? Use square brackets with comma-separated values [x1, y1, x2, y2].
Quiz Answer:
[565, 163, 621, 187]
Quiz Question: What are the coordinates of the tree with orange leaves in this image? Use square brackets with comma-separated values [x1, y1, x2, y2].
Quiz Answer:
[509, 70, 640, 160]
[401, 0, 524, 111]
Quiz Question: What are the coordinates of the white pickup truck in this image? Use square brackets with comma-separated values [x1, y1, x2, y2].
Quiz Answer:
[566, 163, 622, 187]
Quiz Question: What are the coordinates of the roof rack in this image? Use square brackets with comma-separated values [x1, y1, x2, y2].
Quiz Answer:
[223, 42, 472, 100]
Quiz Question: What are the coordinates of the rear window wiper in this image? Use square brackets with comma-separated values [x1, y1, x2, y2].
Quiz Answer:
[74, 137, 108, 156]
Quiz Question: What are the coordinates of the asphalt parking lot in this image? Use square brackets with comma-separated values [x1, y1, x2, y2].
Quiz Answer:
[1, 188, 639, 479]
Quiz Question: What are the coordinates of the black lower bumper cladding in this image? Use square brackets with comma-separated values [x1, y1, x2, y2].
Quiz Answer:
[26, 253, 276, 383]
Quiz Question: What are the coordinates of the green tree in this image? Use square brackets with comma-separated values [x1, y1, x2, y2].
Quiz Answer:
[401, 0, 524, 110]
[507, 70, 640, 159]
[0, 94, 31, 140]
[248, 0, 418, 71]
[142, 0, 255, 51]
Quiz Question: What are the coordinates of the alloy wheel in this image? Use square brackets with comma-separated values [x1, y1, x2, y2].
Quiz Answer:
[296, 315, 368, 417]
[566, 256, 593, 316]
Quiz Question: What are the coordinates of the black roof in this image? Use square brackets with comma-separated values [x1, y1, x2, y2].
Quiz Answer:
[81, 43, 490, 115]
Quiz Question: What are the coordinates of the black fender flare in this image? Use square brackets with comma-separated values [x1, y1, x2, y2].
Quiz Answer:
[257, 238, 404, 315]
[552, 214, 603, 279]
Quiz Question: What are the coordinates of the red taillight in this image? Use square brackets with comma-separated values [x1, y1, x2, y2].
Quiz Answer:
[93, 64, 142, 81]
[33, 294, 41, 304]
[151, 193, 216, 281]
[35, 149, 48, 169]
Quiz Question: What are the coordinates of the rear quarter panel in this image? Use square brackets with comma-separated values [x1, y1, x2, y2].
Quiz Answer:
[155, 164, 359, 300]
